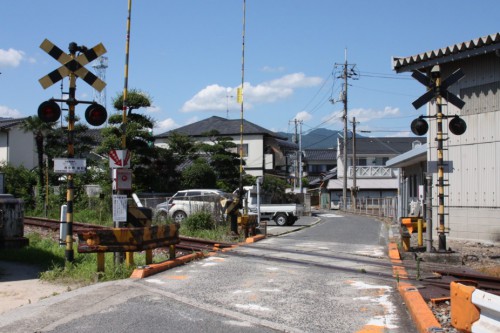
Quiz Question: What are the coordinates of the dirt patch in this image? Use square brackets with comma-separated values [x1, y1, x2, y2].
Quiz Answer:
[446, 238, 500, 277]
[0, 260, 77, 314]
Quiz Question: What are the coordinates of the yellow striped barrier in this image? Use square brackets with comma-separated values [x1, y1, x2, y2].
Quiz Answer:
[77, 223, 180, 272]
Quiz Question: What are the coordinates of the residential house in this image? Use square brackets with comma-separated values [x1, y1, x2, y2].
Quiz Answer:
[154, 116, 297, 178]
[320, 137, 425, 209]
[0, 118, 36, 170]
[392, 32, 500, 243]
[303, 149, 337, 208]
[303, 148, 337, 183]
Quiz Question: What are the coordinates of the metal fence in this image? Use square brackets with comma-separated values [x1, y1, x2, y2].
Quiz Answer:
[343, 197, 398, 222]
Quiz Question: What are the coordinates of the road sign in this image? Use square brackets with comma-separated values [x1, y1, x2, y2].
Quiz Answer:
[54, 158, 86, 174]
[411, 68, 465, 110]
[109, 149, 131, 168]
[38, 39, 106, 91]
[112, 169, 132, 191]
[112, 194, 128, 222]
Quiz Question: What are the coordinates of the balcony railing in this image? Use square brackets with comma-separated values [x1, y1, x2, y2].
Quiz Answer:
[348, 166, 394, 178]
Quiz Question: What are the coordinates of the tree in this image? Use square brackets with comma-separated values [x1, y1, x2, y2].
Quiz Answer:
[20, 116, 55, 208]
[180, 159, 217, 189]
[0, 163, 37, 208]
[199, 130, 242, 192]
[97, 89, 158, 192]
[112, 89, 151, 116]
[261, 175, 290, 203]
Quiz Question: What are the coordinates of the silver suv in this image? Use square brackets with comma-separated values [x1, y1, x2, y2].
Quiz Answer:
[155, 189, 230, 223]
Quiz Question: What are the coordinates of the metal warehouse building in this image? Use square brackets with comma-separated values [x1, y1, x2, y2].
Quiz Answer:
[393, 32, 500, 243]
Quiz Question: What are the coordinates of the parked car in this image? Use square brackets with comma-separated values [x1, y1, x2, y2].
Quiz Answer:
[154, 189, 231, 223]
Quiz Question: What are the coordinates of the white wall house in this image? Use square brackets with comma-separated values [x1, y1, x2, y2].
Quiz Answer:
[0, 118, 37, 169]
[327, 137, 425, 208]
[154, 116, 297, 178]
[393, 32, 500, 243]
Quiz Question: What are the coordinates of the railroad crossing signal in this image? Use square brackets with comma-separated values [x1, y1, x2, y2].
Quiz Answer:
[409, 65, 466, 253]
[411, 68, 465, 110]
[38, 39, 106, 92]
[410, 67, 467, 136]
[37, 39, 109, 263]
[38, 39, 108, 126]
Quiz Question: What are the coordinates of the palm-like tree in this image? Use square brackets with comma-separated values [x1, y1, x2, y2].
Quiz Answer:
[20, 116, 55, 207]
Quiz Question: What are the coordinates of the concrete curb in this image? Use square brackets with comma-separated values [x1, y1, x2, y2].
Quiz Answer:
[130, 233, 267, 279]
[130, 251, 210, 279]
[389, 242, 442, 333]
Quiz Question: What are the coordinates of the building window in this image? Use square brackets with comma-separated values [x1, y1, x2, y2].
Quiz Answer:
[229, 144, 248, 157]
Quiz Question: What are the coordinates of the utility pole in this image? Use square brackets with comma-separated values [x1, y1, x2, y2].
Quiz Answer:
[290, 119, 301, 191]
[351, 117, 358, 211]
[332, 50, 358, 210]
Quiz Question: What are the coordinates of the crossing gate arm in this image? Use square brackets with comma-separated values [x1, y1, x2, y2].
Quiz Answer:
[77, 224, 180, 253]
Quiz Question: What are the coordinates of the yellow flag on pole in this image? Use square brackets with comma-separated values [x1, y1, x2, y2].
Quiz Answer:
[237, 87, 243, 104]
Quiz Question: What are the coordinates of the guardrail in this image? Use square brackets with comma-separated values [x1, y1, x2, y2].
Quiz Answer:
[451, 281, 500, 332]
[77, 223, 180, 272]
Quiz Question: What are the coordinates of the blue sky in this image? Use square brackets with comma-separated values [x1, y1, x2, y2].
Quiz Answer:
[1, 1, 498, 140]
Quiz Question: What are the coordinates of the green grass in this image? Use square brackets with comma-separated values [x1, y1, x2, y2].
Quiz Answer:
[2, 211, 238, 285]
[0, 233, 170, 285]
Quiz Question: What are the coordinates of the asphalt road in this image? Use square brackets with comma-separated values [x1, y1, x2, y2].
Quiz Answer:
[0, 212, 417, 333]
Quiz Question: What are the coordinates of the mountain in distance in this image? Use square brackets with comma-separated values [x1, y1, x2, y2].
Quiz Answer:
[278, 128, 340, 149]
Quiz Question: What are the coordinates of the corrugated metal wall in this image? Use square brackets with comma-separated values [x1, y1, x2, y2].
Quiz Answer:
[428, 53, 500, 242]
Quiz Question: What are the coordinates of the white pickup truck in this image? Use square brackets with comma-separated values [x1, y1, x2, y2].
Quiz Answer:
[243, 185, 304, 226]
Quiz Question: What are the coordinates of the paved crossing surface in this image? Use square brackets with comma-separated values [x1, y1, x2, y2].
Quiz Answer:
[0, 213, 416, 332]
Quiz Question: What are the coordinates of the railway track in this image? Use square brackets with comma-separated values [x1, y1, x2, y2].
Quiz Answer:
[23, 216, 500, 300]
[230, 242, 500, 301]
[23, 216, 234, 255]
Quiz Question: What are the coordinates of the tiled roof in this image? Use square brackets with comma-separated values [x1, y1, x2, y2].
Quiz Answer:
[303, 149, 336, 161]
[155, 116, 287, 140]
[393, 32, 500, 73]
[340, 137, 426, 156]
[0, 117, 28, 130]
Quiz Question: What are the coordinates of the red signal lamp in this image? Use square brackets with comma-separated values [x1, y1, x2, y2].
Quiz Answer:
[410, 117, 428, 136]
[85, 103, 107, 126]
[449, 115, 467, 135]
[38, 100, 61, 123]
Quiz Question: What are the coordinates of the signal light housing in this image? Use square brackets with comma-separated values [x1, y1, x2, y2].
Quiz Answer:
[38, 100, 61, 123]
[410, 117, 429, 136]
[449, 115, 467, 135]
[85, 103, 107, 126]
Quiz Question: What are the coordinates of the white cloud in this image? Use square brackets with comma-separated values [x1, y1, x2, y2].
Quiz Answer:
[320, 107, 401, 127]
[154, 118, 179, 134]
[180, 72, 323, 113]
[181, 84, 228, 113]
[349, 106, 400, 122]
[294, 111, 312, 122]
[261, 65, 285, 73]
[0, 105, 23, 118]
[146, 105, 161, 113]
[0, 48, 27, 68]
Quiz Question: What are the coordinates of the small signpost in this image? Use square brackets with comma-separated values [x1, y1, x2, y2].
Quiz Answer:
[53, 158, 87, 174]
[112, 194, 128, 223]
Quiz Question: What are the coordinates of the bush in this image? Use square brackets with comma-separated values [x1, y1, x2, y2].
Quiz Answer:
[183, 211, 215, 232]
